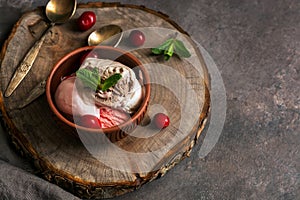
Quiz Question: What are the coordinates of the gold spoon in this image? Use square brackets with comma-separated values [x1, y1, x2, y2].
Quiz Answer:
[88, 24, 123, 47]
[5, 0, 77, 97]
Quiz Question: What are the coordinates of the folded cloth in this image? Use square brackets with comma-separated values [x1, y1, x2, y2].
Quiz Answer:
[0, 160, 80, 200]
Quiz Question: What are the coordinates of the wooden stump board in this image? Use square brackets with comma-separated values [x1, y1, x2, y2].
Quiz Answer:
[0, 3, 210, 199]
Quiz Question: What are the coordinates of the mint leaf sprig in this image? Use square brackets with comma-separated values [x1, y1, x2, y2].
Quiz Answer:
[152, 35, 191, 61]
[76, 68, 122, 92]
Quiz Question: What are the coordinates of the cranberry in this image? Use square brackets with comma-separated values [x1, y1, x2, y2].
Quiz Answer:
[153, 113, 170, 129]
[77, 11, 96, 31]
[129, 30, 145, 47]
[79, 115, 101, 129]
[80, 51, 99, 64]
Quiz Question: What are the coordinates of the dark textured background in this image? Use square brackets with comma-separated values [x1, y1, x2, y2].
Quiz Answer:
[0, 0, 299, 199]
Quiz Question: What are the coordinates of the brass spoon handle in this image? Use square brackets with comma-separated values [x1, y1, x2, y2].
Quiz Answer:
[4, 24, 52, 97]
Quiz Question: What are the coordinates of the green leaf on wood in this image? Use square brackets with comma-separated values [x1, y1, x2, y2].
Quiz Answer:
[151, 36, 191, 60]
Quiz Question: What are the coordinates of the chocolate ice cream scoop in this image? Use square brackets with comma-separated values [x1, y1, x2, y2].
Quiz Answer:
[77, 58, 143, 114]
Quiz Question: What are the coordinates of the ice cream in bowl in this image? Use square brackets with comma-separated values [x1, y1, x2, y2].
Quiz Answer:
[46, 46, 150, 142]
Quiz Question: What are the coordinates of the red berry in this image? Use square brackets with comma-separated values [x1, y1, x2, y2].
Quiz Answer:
[129, 30, 145, 47]
[79, 115, 101, 129]
[153, 113, 170, 129]
[77, 11, 96, 31]
[80, 51, 99, 64]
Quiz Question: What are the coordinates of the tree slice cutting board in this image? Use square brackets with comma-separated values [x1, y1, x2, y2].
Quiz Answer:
[0, 3, 210, 199]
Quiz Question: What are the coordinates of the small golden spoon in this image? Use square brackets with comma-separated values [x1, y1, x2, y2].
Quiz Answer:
[87, 24, 123, 47]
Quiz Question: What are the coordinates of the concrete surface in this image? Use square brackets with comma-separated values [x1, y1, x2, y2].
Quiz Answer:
[0, 0, 299, 199]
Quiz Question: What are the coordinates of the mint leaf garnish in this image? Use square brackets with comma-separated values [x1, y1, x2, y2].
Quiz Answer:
[76, 68, 122, 92]
[76, 68, 100, 91]
[100, 73, 122, 91]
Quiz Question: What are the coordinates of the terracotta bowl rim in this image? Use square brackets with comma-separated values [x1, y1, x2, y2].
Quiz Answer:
[46, 46, 151, 133]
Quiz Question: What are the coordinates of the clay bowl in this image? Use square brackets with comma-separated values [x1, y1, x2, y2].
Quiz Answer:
[46, 46, 150, 142]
